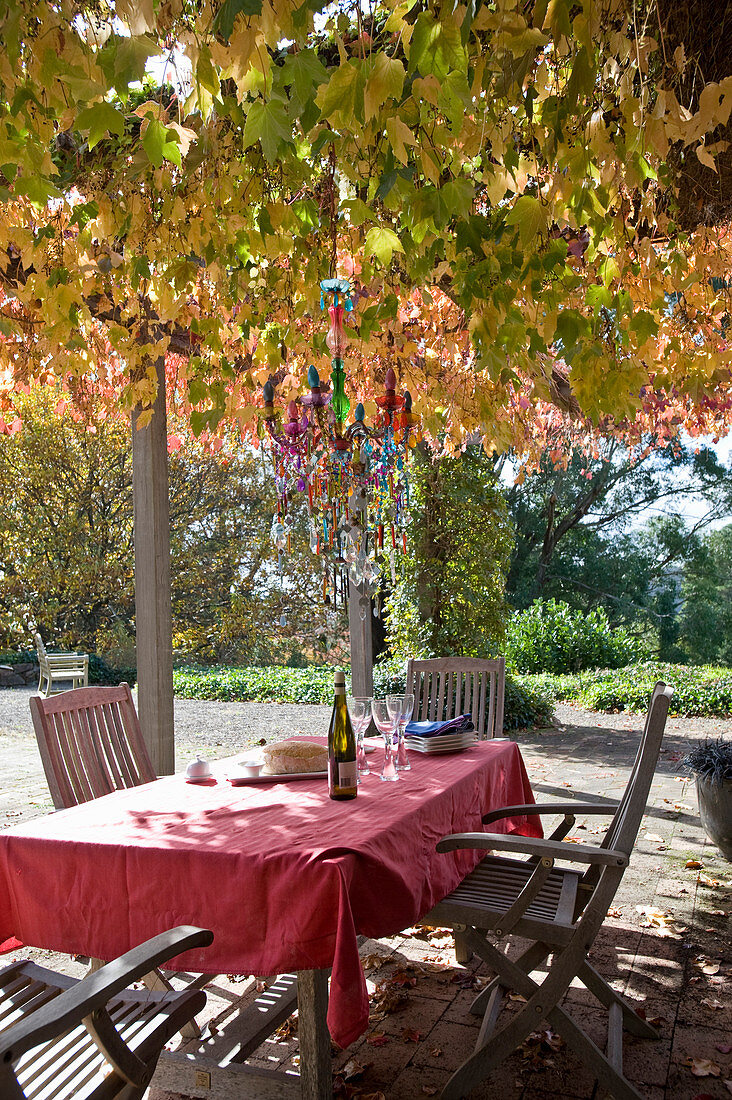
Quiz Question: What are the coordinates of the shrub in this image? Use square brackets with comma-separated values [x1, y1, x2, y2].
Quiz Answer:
[505, 599, 643, 674]
[173, 663, 553, 730]
[518, 662, 732, 717]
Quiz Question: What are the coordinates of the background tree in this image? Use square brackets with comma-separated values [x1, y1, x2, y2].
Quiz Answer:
[0, 391, 344, 664]
[677, 524, 732, 666]
[385, 447, 513, 660]
[504, 441, 732, 638]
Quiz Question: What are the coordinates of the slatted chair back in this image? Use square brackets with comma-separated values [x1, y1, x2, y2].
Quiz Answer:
[406, 656, 506, 739]
[599, 680, 673, 860]
[30, 684, 156, 810]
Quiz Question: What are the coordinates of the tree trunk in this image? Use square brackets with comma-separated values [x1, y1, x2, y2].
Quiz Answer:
[132, 356, 174, 775]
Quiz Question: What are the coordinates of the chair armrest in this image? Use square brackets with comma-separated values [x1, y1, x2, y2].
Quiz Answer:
[436, 831, 628, 867]
[0, 926, 213, 1061]
[482, 801, 619, 825]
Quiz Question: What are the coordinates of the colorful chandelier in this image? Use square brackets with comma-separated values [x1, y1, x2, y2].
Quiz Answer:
[260, 278, 421, 617]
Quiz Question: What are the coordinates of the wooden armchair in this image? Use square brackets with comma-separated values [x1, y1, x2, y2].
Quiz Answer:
[30, 684, 155, 810]
[34, 633, 89, 697]
[406, 656, 506, 739]
[420, 682, 673, 1100]
[0, 925, 213, 1100]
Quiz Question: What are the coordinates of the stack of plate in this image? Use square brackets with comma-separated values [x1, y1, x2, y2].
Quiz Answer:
[405, 730, 477, 754]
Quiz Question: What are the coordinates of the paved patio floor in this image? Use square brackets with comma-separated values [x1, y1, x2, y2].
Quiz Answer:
[1, 689, 730, 1098]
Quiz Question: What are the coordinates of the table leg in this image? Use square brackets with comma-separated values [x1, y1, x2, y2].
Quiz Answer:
[297, 968, 331, 1099]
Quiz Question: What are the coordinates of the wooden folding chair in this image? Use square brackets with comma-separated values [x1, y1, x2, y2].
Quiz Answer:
[30, 684, 155, 810]
[421, 681, 673, 1100]
[0, 925, 212, 1100]
[406, 657, 506, 740]
[29, 687, 212, 1033]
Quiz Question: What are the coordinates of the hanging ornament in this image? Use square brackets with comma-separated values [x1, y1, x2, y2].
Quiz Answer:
[259, 277, 419, 607]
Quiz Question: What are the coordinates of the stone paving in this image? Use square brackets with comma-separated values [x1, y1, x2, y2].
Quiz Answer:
[1, 688, 730, 1098]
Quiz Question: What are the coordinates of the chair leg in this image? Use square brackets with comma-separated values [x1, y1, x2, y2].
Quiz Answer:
[469, 940, 550, 1016]
[578, 962, 658, 1039]
[142, 969, 202, 1039]
[441, 927, 653, 1100]
[454, 930, 472, 964]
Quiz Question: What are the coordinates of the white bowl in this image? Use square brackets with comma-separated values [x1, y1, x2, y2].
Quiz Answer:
[240, 761, 264, 778]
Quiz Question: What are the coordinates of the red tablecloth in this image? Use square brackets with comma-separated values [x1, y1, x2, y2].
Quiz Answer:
[0, 740, 540, 1048]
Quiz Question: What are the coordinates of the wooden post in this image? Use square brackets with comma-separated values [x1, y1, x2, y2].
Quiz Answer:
[132, 356, 174, 775]
[348, 579, 373, 697]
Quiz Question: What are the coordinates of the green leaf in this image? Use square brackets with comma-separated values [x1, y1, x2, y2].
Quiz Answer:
[99, 35, 159, 96]
[282, 49, 328, 108]
[630, 310, 659, 345]
[315, 61, 364, 126]
[364, 53, 405, 121]
[242, 100, 292, 163]
[142, 119, 182, 167]
[75, 102, 125, 150]
[214, 0, 263, 39]
[409, 13, 467, 81]
[504, 195, 547, 245]
[364, 226, 404, 266]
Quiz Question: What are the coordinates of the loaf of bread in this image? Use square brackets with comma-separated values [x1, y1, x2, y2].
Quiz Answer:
[261, 739, 328, 775]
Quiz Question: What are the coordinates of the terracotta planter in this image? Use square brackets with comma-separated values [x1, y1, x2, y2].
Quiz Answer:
[695, 775, 732, 861]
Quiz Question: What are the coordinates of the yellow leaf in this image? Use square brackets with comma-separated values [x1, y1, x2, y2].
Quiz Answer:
[386, 116, 417, 165]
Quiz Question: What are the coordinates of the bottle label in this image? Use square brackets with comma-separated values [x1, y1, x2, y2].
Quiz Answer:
[338, 760, 358, 788]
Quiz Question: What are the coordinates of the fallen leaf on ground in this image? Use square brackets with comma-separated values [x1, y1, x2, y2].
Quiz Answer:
[421, 1088, 438, 1096]
[519, 1028, 566, 1068]
[361, 953, 389, 972]
[724, 1080, 732, 1095]
[366, 1032, 390, 1047]
[645, 833, 664, 843]
[401, 1027, 421, 1042]
[389, 970, 418, 988]
[701, 998, 725, 1009]
[695, 957, 721, 976]
[716, 1044, 732, 1054]
[607, 907, 623, 918]
[341, 1058, 371, 1081]
[686, 860, 704, 869]
[273, 1015, 298, 1040]
[429, 1047, 443, 1057]
[636, 906, 679, 936]
[687, 1057, 722, 1077]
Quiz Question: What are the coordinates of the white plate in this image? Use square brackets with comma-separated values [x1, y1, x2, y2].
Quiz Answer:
[406, 740, 477, 755]
[228, 769, 328, 785]
[405, 734, 473, 743]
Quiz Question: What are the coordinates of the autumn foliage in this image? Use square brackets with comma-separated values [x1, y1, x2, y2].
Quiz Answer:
[0, 0, 731, 461]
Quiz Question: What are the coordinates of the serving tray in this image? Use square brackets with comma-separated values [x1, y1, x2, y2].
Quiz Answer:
[228, 769, 328, 785]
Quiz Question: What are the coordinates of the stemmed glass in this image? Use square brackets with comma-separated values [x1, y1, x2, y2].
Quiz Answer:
[347, 696, 372, 777]
[387, 693, 415, 771]
[371, 699, 399, 782]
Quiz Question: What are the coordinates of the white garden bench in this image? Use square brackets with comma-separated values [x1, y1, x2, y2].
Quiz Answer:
[34, 632, 89, 696]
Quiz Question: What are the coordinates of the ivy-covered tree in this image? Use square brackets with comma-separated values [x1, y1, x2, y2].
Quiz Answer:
[386, 447, 513, 660]
[677, 524, 732, 666]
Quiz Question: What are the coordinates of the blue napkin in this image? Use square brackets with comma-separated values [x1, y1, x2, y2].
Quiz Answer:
[405, 714, 474, 738]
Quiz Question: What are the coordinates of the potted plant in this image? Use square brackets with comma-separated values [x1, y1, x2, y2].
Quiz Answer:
[684, 738, 732, 861]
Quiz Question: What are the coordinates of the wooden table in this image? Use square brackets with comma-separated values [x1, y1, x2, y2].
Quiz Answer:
[0, 740, 540, 1098]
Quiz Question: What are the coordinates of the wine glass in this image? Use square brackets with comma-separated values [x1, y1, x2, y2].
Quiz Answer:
[387, 693, 415, 771]
[371, 699, 399, 781]
[347, 696, 372, 777]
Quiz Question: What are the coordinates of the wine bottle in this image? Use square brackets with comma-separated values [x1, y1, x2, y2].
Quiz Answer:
[328, 669, 358, 800]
